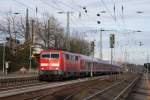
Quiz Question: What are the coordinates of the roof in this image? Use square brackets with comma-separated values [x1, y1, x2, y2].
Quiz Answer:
[41, 49, 120, 67]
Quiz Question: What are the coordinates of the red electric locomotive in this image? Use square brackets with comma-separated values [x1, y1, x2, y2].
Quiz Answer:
[39, 49, 80, 80]
[39, 49, 121, 80]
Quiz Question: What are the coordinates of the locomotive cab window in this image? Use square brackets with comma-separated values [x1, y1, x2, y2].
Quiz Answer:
[51, 53, 59, 58]
[42, 53, 50, 58]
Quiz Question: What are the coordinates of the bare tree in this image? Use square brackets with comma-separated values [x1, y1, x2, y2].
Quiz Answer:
[36, 14, 65, 49]
[0, 12, 91, 55]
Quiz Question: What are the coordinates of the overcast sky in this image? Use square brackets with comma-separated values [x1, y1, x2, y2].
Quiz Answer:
[0, 0, 150, 64]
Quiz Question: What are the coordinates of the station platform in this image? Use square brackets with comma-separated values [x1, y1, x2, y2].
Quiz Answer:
[0, 70, 38, 79]
[127, 73, 150, 100]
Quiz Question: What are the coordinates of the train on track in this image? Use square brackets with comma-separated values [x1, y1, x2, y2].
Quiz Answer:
[39, 49, 121, 80]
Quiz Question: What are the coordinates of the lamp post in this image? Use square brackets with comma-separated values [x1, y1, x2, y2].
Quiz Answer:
[29, 45, 34, 71]
[96, 12, 106, 60]
[91, 40, 95, 77]
[2, 42, 5, 75]
[57, 11, 73, 51]
[147, 54, 149, 73]
[12, 12, 20, 42]
[57, 11, 74, 38]
[12, 12, 20, 55]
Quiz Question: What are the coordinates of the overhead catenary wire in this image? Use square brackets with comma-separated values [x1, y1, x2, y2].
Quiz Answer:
[99, 0, 129, 31]
[39, 0, 63, 12]
[46, 0, 94, 34]
[13, 0, 69, 23]
[97, 0, 122, 30]
[13, 0, 44, 16]
[112, 0, 127, 28]
[42, 0, 116, 35]
[51, 0, 106, 28]
[113, 0, 116, 22]
[99, 0, 116, 21]
[39, 0, 87, 36]
[13, 0, 128, 37]
[121, 0, 126, 27]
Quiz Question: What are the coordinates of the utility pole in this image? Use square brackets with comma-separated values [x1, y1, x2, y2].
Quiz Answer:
[147, 54, 149, 73]
[57, 11, 73, 50]
[124, 48, 128, 72]
[29, 46, 32, 71]
[34, 7, 38, 47]
[66, 12, 70, 51]
[124, 49, 127, 63]
[110, 34, 115, 74]
[99, 29, 104, 60]
[91, 41, 95, 77]
[29, 19, 35, 72]
[31, 20, 35, 45]
[99, 28, 106, 59]
[48, 19, 50, 48]
[66, 11, 70, 38]
[111, 46, 113, 68]
[3, 43, 5, 75]
[8, 20, 11, 49]
[25, 8, 30, 42]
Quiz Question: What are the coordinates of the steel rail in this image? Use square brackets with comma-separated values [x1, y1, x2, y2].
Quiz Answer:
[83, 80, 125, 100]
[0, 76, 108, 98]
[0, 76, 38, 87]
[0, 82, 47, 91]
[113, 76, 140, 100]
[32, 76, 109, 100]
[63, 77, 109, 100]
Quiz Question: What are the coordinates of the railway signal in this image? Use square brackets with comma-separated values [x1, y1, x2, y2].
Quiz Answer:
[139, 42, 144, 46]
[110, 34, 115, 76]
[91, 41, 95, 77]
[91, 41, 95, 52]
[110, 34, 115, 48]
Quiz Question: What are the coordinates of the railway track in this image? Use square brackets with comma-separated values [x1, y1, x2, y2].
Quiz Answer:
[0, 76, 43, 92]
[29, 74, 138, 100]
[0, 76, 38, 87]
[84, 75, 140, 100]
[33, 76, 110, 100]
[0, 73, 140, 100]
[113, 76, 139, 100]
[0, 82, 48, 92]
[0, 75, 109, 99]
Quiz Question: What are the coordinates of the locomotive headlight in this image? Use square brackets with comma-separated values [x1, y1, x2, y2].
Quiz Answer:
[41, 63, 48, 66]
[51, 63, 59, 66]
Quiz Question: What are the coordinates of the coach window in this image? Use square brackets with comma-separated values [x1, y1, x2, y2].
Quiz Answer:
[71, 55, 73, 61]
[70, 55, 73, 61]
[70, 55, 72, 60]
[75, 56, 78, 61]
[88, 62, 91, 69]
[85, 62, 87, 68]
[72, 56, 75, 61]
[65, 54, 70, 60]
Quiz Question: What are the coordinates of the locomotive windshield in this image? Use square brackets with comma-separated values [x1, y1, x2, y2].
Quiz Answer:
[42, 53, 50, 58]
[51, 53, 59, 58]
[41, 52, 59, 59]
